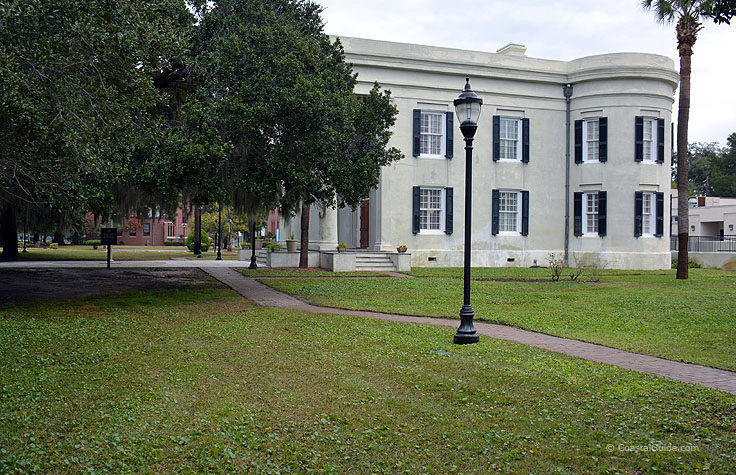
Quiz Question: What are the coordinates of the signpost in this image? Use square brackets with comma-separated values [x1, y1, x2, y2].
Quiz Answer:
[100, 228, 117, 269]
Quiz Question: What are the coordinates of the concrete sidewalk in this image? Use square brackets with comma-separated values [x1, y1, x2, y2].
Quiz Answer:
[203, 267, 736, 396]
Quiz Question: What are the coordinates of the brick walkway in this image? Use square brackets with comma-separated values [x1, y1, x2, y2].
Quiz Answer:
[203, 267, 736, 396]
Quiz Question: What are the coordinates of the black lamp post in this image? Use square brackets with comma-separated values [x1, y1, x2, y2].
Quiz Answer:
[216, 203, 222, 260]
[453, 76, 482, 345]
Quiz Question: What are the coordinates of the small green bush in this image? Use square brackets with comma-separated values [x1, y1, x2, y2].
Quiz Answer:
[186, 229, 211, 252]
[672, 257, 703, 269]
[265, 242, 282, 252]
[49, 243, 59, 249]
[164, 241, 186, 246]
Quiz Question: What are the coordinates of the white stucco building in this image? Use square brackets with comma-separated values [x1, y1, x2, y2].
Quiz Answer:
[281, 37, 679, 270]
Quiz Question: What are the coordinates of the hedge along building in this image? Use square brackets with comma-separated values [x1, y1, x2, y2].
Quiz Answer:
[279, 37, 679, 269]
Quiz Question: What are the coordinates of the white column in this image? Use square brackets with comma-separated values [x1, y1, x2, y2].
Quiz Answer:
[313, 204, 339, 250]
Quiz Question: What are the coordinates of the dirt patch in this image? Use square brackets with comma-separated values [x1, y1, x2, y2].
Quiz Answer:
[0, 268, 214, 307]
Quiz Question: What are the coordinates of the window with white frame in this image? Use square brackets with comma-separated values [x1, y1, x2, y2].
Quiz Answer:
[584, 119, 599, 162]
[583, 192, 599, 234]
[642, 192, 656, 235]
[419, 188, 445, 232]
[499, 191, 522, 233]
[499, 118, 521, 161]
[420, 112, 445, 157]
[642, 118, 657, 162]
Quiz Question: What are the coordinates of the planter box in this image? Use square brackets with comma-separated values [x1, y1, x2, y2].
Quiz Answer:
[238, 249, 254, 261]
[390, 252, 411, 272]
[321, 251, 357, 272]
[286, 240, 298, 252]
[267, 250, 320, 268]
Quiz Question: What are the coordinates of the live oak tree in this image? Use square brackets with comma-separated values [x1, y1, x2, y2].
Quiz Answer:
[687, 133, 736, 197]
[187, 0, 401, 268]
[641, 0, 732, 279]
[0, 0, 192, 259]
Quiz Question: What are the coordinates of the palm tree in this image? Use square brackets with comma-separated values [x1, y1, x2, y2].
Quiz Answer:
[642, 0, 709, 279]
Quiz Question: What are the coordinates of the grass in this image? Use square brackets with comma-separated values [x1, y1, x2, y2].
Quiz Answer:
[1, 286, 734, 473]
[261, 268, 736, 371]
[238, 269, 392, 278]
[14, 245, 237, 261]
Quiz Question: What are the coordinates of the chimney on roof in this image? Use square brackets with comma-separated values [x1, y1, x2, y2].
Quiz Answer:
[496, 43, 527, 56]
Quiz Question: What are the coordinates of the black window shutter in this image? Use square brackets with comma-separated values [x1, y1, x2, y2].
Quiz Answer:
[655, 192, 664, 237]
[597, 191, 607, 236]
[522, 118, 530, 163]
[574, 192, 582, 236]
[634, 191, 643, 237]
[412, 186, 421, 234]
[445, 112, 454, 159]
[445, 187, 453, 234]
[574, 120, 583, 164]
[493, 116, 500, 161]
[635, 116, 643, 162]
[598, 117, 608, 162]
[521, 190, 529, 236]
[491, 189, 500, 235]
[413, 110, 421, 157]
[656, 118, 665, 163]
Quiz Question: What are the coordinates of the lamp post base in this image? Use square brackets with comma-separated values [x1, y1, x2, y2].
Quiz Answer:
[453, 304, 479, 344]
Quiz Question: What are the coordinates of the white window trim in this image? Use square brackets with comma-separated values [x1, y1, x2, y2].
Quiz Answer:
[582, 192, 599, 236]
[498, 118, 522, 162]
[582, 119, 599, 163]
[418, 187, 446, 234]
[419, 111, 446, 159]
[642, 118, 658, 163]
[498, 190, 523, 235]
[641, 192, 657, 237]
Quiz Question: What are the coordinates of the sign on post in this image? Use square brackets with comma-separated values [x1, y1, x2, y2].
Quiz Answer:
[100, 228, 117, 268]
[100, 228, 117, 246]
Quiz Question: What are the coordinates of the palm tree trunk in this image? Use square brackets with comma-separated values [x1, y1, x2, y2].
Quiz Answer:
[676, 42, 693, 279]
[299, 203, 310, 268]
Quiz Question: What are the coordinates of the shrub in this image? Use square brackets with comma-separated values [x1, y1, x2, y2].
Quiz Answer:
[87, 239, 101, 250]
[578, 253, 606, 282]
[547, 252, 565, 281]
[49, 243, 58, 249]
[672, 257, 703, 269]
[265, 241, 281, 252]
[186, 229, 211, 252]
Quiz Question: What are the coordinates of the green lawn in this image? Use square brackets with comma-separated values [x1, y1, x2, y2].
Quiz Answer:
[15, 245, 237, 261]
[261, 268, 736, 371]
[1, 286, 734, 473]
[238, 269, 393, 278]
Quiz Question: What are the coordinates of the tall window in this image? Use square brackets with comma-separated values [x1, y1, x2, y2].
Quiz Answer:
[420, 112, 444, 157]
[419, 188, 444, 232]
[642, 192, 655, 235]
[584, 119, 599, 162]
[499, 118, 520, 160]
[143, 223, 150, 236]
[499, 191, 521, 232]
[129, 227, 136, 237]
[642, 118, 657, 162]
[584, 192, 599, 234]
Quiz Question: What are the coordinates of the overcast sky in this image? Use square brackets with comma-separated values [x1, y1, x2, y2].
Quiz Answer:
[318, 0, 736, 145]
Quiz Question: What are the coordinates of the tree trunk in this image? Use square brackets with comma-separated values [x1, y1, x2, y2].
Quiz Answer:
[676, 43, 693, 279]
[299, 202, 310, 268]
[1, 204, 19, 260]
[53, 228, 64, 245]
